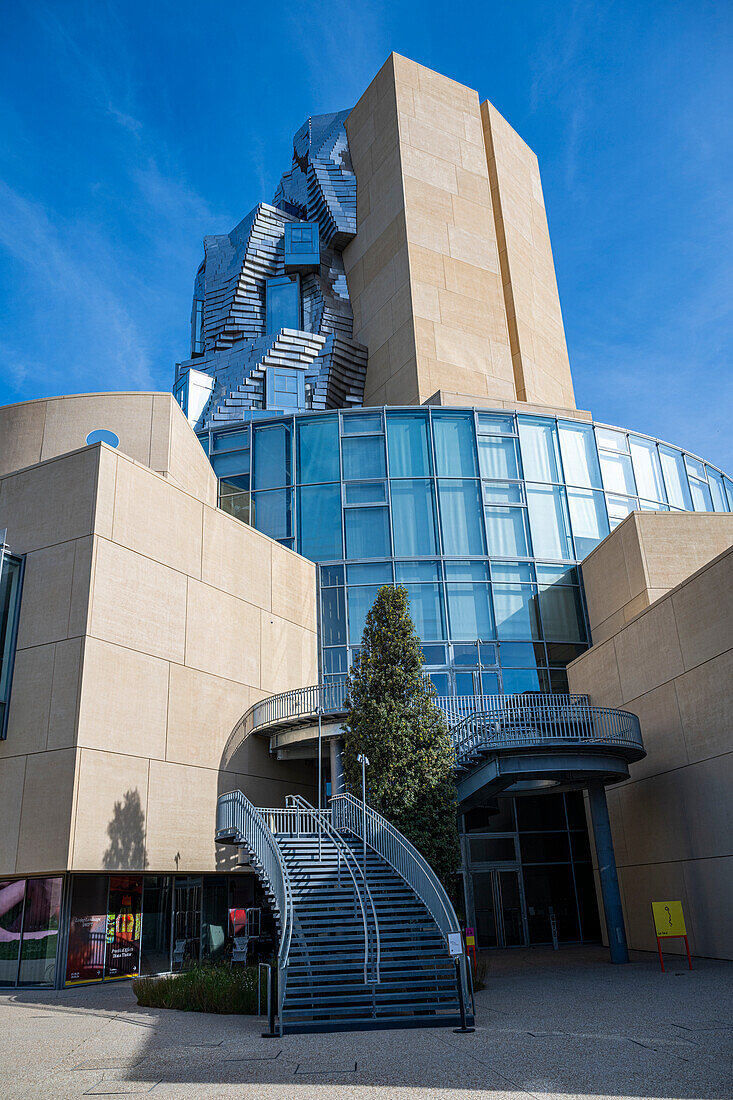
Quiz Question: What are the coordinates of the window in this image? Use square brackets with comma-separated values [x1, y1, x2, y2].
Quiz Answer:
[558, 422, 602, 489]
[659, 446, 693, 510]
[218, 477, 251, 525]
[0, 553, 22, 739]
[446, 583, 494, 640]
[432, 412, 478, 476]
[284, 223, 319, 273]
[706, 468, 729, 512]
[344, 481, 387, 504]
[386, 412, 431, 476]
[525, 484, 574, 560]
[251, 489, 292, 541]
[437, 480, 486, 556]
[266, 368, 304, 410]
[685, 456, 713, 511]
[478, 436, 520, 480]
[344, 507, 391, 558]
[537, 580, 585, 643]
[493, 584, 541, 639]
[342, 412, 383, 435]
[297, 485, 342, 561]
[266, 275, 300, 333]
[342, 435, 386, 480]
[347, 586, 383, 644]
[252, 423, 291, 490]
[518, 418, 562, 482]
[606, 494, 637, 528]
[0, 877, 63, 987]
[321, 587, 346, 646]
[629, 437, 666, 504]
[287, 223, 317, 253]
[484, 504, 530, 557]
[297, 417, 340, 483]
[567, 488, 609, 558]
[191, 299, 204, 356]
[404, 584, 446, 641]
[391, 480, 438, 556]
[596, 428, 636, 496]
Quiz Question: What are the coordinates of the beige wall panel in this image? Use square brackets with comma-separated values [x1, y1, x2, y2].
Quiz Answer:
[145, 759, 220, 872]
[681, 856, 733, 959]
[111, 456, 204, 580]
[567, 638, 623, 709]
[259, 611, 319, 697]
[0, 447, 98, 554]
[184, 579, 260, 686]
[77, 637, 169, 760]
[620, 682, 687, 780]
[0, 400, 46, 477]
[671, 550, 732, 671]
[71, 748, 150, 872]
[672, 752, 733, 861]
[46, 637, 84, 751]
[617, 861, 691, 954]
[613, 771, 693, 866]
[0, 756, 25, 875]
[40, 394, 158, 467]
[89, 537, 187, 663]
[613, 599, 684, 702]
[201, 507, 272, 606]
[15, 541, 79, 649]
[17, 748, 76, 873]
[675, 649, 733, 763]
[221, 766, 318, 815]
[271, 548, 317, 633]
[166, 664, 251, 771]
[93, 445, 118, 541]
[638, 513, 733, 592]
[1, 644, 55, 756]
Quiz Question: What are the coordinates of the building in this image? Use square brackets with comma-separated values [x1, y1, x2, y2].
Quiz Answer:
[0, 55, 730, 1014]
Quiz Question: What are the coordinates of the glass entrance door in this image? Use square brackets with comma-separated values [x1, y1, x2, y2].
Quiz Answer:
[470, 869, 528, 948]
[172, 877, 202, 968]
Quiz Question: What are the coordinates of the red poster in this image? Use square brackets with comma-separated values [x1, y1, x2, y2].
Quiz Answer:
[105, 876, 143, 979]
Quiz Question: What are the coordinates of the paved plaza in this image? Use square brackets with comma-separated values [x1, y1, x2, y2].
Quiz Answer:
[1, 947, 731, 1100]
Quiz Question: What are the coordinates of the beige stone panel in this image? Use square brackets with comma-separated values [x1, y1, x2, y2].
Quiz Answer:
[675, 649, 733, 762]
[411, 281, 442, 323]
[446, 225, 499, 272]
[682, 856, 733, 959]
[259, 610, 318, 696]
[145, 759, 219, 872]
[89, 537, 188, 663]
[202, 507, 272, 606]
[40, 393, 157, 467]
[617, 861, 691, 954]
[71, 748, 150, 872]
[613, 598, 685, 701]
[385, 360, 422, 407]
[271, 547, 317, 633]
[403, 115, 462, 165]
[1, 644, 55, 755]
[402, 175, 454, 224]
[111, 457, 204, 579]
[166, 664, 252, 771]
[614, 770, 693, 866]
[638, 514, 733, 592]
[673, 752, 733, 861]
[68, 535, 94, 638]
[47, 637, 83, 751]
[401, 144, 458, 195]
[0, 400, 46, 477]
[15, 541, 76, 649]
[0, 446, 98, 555]
[459, 137, 490, 176]
[0, 756, 24, 874]
[566, 639, 623, 709]
[671, 550, 733, 671]
[442, 256, 503, 302]
[455, 167, 491, 206]
[93, 445, 118, 541]
[185, 579, 260, 686]
[165, 401, 218, 506]
[414, 317, 436, 359]
[361, 216, 408, 289]
[408, 244, 446, 288]
[433, 326, 493, 376]
[405, 212, 450, 256]
[620, 682, 688, 781]
[437, 289, 494, 338]
[17, 748, 76, 873]
[77, 637, 168, 759]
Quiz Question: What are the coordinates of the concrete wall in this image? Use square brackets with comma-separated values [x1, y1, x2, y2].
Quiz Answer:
[569, 517, 733, 959]
[344, 54, 577, 414]
[0, 396, 319, 878]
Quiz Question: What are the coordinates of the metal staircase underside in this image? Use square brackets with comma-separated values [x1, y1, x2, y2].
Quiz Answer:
[216, 792, 471, 1035]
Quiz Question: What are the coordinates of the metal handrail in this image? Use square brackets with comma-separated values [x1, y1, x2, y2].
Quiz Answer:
[285, 794, 380, 986]
[215, 790, 293, 1032]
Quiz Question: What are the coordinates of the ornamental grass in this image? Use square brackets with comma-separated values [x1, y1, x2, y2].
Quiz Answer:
[132, 962, 266, 1014]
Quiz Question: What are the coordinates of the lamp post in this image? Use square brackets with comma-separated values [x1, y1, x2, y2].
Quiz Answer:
[356, 752, 369, 876]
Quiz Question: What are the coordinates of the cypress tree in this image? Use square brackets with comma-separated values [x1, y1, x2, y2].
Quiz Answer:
[342, 584, 460, 889]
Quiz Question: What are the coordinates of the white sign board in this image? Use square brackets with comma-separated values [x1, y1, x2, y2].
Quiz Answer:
[447, 932, 463, 957]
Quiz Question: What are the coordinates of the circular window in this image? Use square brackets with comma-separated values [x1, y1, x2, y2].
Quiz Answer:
[85, 429, 120, 448]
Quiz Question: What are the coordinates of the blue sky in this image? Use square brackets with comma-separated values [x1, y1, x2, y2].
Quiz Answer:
[1, 1, 731, 470]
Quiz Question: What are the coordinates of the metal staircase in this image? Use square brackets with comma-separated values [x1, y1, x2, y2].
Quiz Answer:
[216, 791, 471, 1035]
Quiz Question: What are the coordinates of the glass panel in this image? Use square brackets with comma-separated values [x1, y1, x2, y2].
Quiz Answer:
[140, 876, 172, 976]
[520, 832, 571, 863]
[297, 484, 342, 561]
[659, 446, 693, 510]
[253, 423, 291, 490]
[491, 561, 534, 583]
[724, 477, 733, 511]
[429, 672, 451, 695]
[567, 488, 609, 559]
[396, 561, 440, 582]
[386, 412, 431, 476]
[105, 876, 142, 979]
[201, 876, 228, 964]
[391, 480, 437, 557]
[689, 478, 713, 511]
[502, 667, 542, 693]
[344, 507, 391, 558]
[500, 642, 541, 667]
[455, 672, 476, 695]
[211, 451, 250, 479]
[320, 564, 344, 586]
[494, 585, 540, 639]
[437, 480, 486, 556]
[630, 437, 666, 503]
[342, 412, 382, 434]
[518, 418, 561, 482]
[472, 872, 499, 949]
[595, 427, 628, 452]
[453, 643, 479, 666]
[323, 647, 347, 674]
[538, 583, 585, 643]
[483, 481, 523, 504]
[535, 564, 578, 585]
[598, 449, 636, 496]
[485, 506, 530, 557]
[321, 587, 346, 646]
[432, 412, 478, 476]
[404, 584, 445, 641]
[266, 274, 300, 332]
[469, 837, 517, 863]
[606, 494, 637, 528]
[498, 871, 526, 946]
[421, 643, 446, 663]
[342, 436, 386, 481]
[0, 879, 24, 985]
[480, 643, 498, 665]
[347, 586, 382, 644]
[478, 436, 519, 480]
[477, 413, 516, 435]
[347, 563, 392, 584]
[444, 561, 490, 581]
[252, 489, 291, 541]
[66, 876, 108, 984]
[526, 484, 574, 560]
[481, 671, 500, 693]
[706, 468, 728, 512]
[0, 556, 22, 727]
[344, 481, 386, 504]
[212, 429, 249, 453]
[17, 877, 63, 986]
[296, 417, 340, 484]
[558, 422, 602, 489]
[446, 584, 495, 640]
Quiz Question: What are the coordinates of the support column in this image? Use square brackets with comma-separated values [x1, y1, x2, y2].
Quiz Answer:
[329, 736, 345, 796]
[587, 780, 629, 964]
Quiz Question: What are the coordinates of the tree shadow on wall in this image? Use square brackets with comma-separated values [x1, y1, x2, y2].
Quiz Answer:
[102, 788, 149, 870]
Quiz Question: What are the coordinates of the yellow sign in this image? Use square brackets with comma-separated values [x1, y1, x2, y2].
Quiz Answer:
[652, 900, 686, 937]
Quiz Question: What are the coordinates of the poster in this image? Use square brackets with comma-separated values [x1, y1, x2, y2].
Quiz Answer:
[105, 876, 143, 979]
[65, 877, 108, 984]
[229, 907, 248, 938]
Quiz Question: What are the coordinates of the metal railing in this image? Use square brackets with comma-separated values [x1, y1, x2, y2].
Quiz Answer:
[215, 790, 294, 1033]
[284, 795, 380, 986]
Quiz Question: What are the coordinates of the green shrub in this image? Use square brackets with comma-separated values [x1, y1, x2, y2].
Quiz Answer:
[132, 962, 266, 1014]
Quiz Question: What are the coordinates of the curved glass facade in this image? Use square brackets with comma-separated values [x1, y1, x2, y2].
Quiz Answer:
[199, 407, 732, 696]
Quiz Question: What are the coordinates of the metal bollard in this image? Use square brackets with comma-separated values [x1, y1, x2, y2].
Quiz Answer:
[260, 963, 277, 1038]
[452, 956, 475, 1034]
